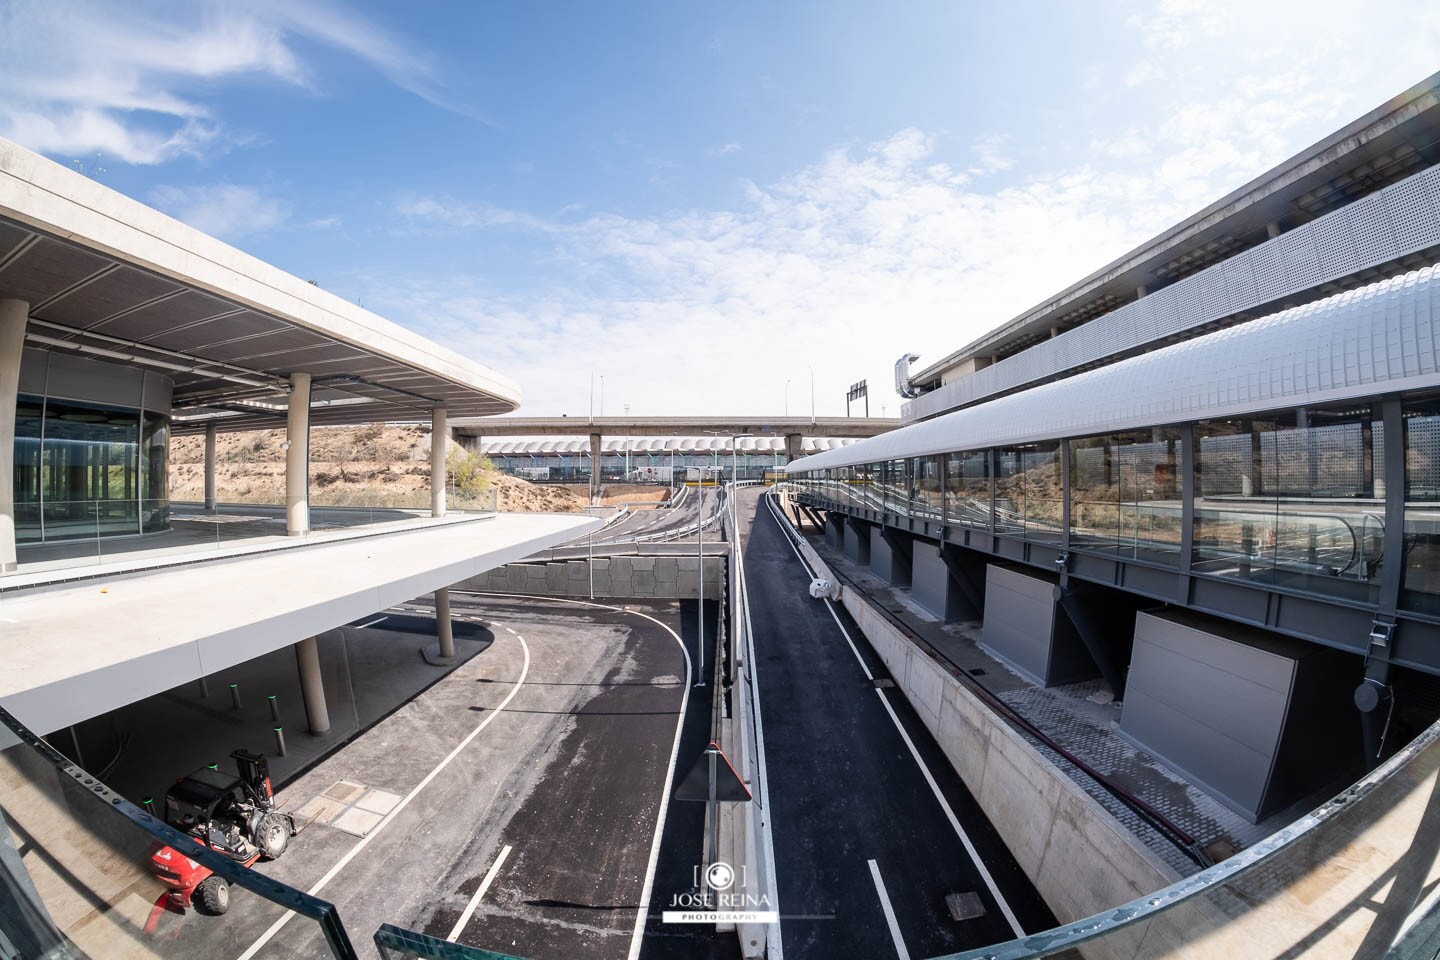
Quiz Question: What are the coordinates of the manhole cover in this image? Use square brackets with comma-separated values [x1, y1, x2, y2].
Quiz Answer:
[873, 678, 896, 689]
[1203, 838, 1239, 863]
[945, 891, 986, 921]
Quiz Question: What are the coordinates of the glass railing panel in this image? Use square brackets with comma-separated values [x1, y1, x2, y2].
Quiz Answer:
[0, 706, 357, 959]
[373, 923, 528, 960]
[937, 717, 1440, 960]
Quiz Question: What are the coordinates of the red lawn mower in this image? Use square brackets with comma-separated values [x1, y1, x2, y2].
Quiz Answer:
[144, 750, 295, 932]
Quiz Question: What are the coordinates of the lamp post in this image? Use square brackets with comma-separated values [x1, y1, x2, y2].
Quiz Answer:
[807, 365, 815, 424]
[695, 471, 706, 689]
[785, 379, 791, 417]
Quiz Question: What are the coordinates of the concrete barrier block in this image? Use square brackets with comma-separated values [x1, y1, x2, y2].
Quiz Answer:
[545, 564, 567, 591]
[632, 557, 655, 571]
[611, 558, 634, 581]
[677, 557, 700, 571]
[904, 649, 946, 724]
[935, 691, 989, 797]
[654, 560, 679, 582]
[592, 557, 611, 571]
[506, 566, 530, 591]
[1037, 787, 1168, 924]
[610, 579, 634, 597]
[677, 572, 699, 595]
[567, 561, 588, 580]
[592, 571, 610, 594]
[633, 571, 657, 594]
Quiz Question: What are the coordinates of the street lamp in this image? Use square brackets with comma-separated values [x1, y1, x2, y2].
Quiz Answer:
[785, 379, 791, 417]
[807, 365, 815, 424]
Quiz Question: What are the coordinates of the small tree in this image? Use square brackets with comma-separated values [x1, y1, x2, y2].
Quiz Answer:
[446, 445, 495, 501]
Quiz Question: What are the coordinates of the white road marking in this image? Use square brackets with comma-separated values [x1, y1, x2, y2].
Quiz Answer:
[355, 616, 388, 629]
[233, 628, 532, 960]
[867, 859, 911, 960]
[763, 494, 1027, 939]
[464, 592, 692, 960]
[733, 495, 785, 960]
[447, 844, 512, 942]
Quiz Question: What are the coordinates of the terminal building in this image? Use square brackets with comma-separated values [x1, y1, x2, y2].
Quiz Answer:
[789, 71, 1440, 824]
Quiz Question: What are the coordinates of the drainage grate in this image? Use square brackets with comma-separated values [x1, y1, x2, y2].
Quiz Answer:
[295, 780, 403, 838]
[945, 891, 986, 921]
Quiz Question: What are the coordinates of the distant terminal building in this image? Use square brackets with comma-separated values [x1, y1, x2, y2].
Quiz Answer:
[791, 72, 1440, 823]
[482, 435, 860, 483]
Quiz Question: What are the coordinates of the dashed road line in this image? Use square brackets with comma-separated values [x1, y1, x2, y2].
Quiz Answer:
[447, 844, 513, 942]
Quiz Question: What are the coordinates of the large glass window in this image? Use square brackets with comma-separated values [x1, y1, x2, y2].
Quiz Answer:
[1069, 428, 1183, 565]
[995, 442, 1062, 541]
[944, 450, 990, 529]
[882, 459, 908, 515]
[913, 456, 943, 519]
[1194, 405, 1381, 602]
[9, 396, 172, 544]
[1403, 396, 1440, 615]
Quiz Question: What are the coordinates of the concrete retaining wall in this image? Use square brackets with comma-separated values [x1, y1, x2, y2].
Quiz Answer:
[787, 522, 1181, 944]
[461, 555, 723, 599]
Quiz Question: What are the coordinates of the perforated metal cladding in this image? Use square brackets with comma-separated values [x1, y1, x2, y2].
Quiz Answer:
[904, 163, 1440, 422]
[796, 263, 1440, 472]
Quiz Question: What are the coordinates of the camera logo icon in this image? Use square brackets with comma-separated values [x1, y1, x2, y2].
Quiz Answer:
[705, 861, 735, 891]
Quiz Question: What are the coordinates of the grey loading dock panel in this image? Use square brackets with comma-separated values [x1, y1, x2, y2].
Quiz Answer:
[980, 565, 1097, 687]
[1119, 609, 1359, 823]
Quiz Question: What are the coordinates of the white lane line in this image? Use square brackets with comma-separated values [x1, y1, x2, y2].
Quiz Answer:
[355, 616, 388, 629]
[447, 844, 512, 942]
[733, 499, 785, 960]
[763, 495, 1027, 939]
[234, 628, 531, 960]
[463, 592, 692, 960]
[867, 859, 911, 960]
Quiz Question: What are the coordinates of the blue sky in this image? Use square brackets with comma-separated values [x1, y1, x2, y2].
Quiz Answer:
[2, 0, 1439, 417]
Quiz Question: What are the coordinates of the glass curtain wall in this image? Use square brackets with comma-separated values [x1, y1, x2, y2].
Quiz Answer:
[1194, 405, 1382, 601]
[943, 450, 990, 529]
[913, 456, 943, 519]
[1069, 428, 1184, 564]
[14, 395, 169, 543]
[1404, 395, 1440, 615]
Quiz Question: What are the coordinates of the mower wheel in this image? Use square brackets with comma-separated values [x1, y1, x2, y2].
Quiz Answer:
[256, 812, 290, 860]
[195, 876, 230, 916]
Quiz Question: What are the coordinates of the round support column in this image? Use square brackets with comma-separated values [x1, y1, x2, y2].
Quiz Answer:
[0, 299, 29, 574]
[203, 421, 218, 512]
[286, 373, 311, 536]
[295, 636, 330, 735]
[436, 587, 455, 658]
[431, 407, 447, 517]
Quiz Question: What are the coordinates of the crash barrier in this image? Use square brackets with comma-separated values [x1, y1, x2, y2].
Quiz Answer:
[771, 487, 1440, 960]
[0, 705, 359, 959]
[713, 483, 779, 958]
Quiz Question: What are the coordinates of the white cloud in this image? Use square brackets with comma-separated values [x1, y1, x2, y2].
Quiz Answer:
[709, 142, 743, 156]
[0, 0, 462, 164]
[149, 184, 290, 240]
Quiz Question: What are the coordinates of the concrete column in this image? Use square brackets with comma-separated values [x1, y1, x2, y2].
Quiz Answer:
[435, 587, 455, 658]
[590, 432, 603, 502]
[784, 433, 802, 464]
[431, 407, 447, 518]
[295, 636, 330, 735]
[203, 421, 218, 512]
[286, 373, 311, 536]
[0, 300, 27, 574]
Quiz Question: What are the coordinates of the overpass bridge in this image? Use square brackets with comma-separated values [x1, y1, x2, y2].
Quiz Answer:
[451, 415, 900, 496]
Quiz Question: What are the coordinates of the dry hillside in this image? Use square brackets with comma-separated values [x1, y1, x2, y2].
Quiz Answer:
[169, 424, 590, 513]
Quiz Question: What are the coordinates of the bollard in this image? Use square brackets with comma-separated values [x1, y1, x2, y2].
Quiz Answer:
[207, 762, 218, 770]
[268, 694, 280, 721]
[229, 683, 241, 711]
[140, 797, 154, 815]
[198, 677, 209, 698]
[272, 726, 287, 758]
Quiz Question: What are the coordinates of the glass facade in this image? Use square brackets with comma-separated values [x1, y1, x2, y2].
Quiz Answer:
[794, 398, 1409, 611]
[11, 394, 169, 543]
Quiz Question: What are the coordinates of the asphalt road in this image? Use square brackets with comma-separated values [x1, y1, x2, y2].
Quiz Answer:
[149, 596, 711, 960]
[743, 491, 1057, 959]
[586, 486, 726, 546]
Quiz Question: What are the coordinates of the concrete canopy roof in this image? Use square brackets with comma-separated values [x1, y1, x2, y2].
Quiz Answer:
[912, 71, 1440, 385]
[0, 139, 520, 435]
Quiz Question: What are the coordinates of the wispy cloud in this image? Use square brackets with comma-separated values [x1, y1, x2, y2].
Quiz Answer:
[149, 183, 290, 240]
[0, 0, 466, 164]
[709, 142, 743, 156]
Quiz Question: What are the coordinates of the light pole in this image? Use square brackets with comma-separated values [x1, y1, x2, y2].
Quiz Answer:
[785, 379, 791, 417]
[695, 472, 706, 689]
[807, 365, 815, 424]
